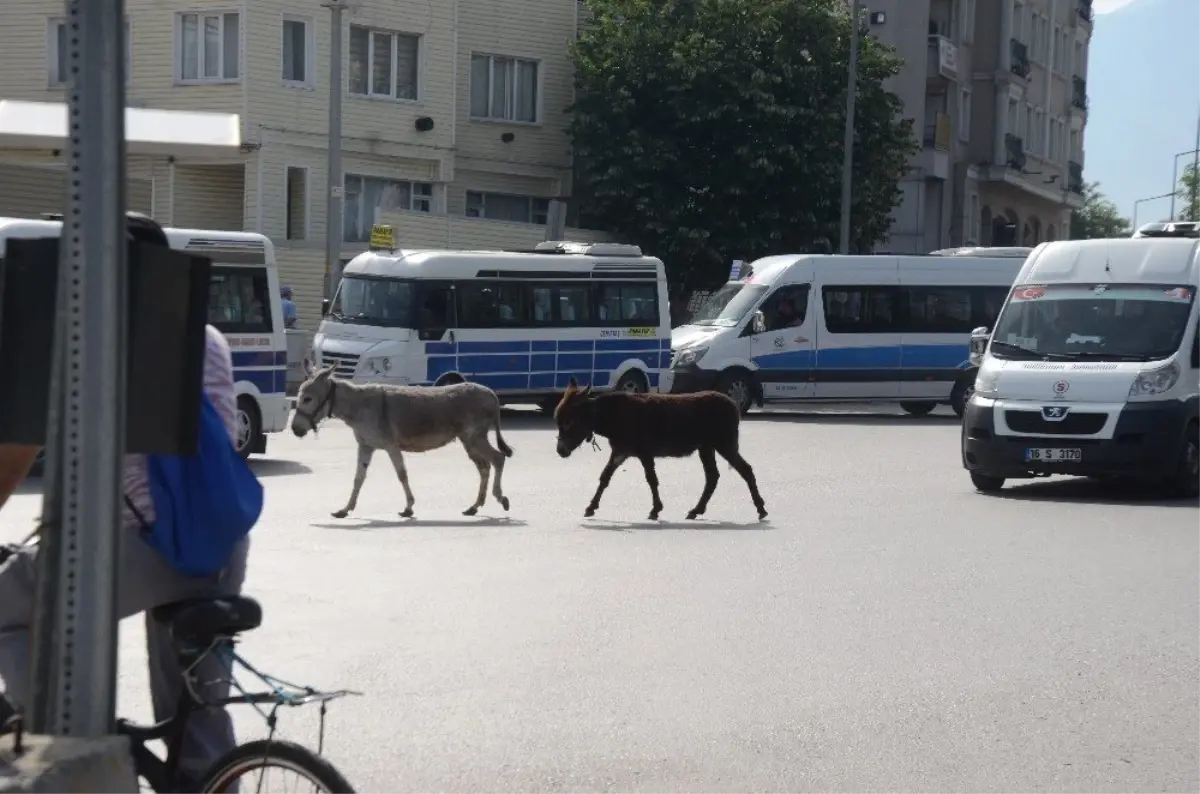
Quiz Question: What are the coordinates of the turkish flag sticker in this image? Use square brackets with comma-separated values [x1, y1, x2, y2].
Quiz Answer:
[1013, 287, 1046, 300]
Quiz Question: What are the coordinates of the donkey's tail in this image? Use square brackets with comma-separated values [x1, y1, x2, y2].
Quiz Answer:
[493, 407, 514, 457]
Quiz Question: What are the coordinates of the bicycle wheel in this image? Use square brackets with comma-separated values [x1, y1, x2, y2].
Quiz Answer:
[197, 739, 354, 793]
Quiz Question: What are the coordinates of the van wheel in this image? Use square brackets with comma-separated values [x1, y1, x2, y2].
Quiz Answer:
[435, 373, 464, 387]
[235, 396, 261, 460]
[950, 376, 975, 419]
[970, 472, 1005, 492]
[614, 370, 649, 394]
[1169, 422, 1199, 498]
[900, 401, 936, 417]
[716, 369, 753, 415]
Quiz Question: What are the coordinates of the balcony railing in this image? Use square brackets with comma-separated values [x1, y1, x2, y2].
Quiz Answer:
[1010, 39, 1031, 79]
[1077, 0, 1094, 23]
[1005, 133, 1027, 170]
[1067, 161, 1084, 193]
[1071, 76, 1088, 111]
[923, 112, 951, 151]
[927, 34, 958, 82]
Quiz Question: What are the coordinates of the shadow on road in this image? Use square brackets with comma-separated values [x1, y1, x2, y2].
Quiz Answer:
[249, 458, 313, 477]
[986, 477, 1200, 508]
[583, 517, 770, 531]
[312, 516, 528, 530]
[745, 410, 959, 427]
[497, 408, 554, 429]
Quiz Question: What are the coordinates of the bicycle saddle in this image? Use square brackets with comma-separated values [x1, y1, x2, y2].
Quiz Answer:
[152, 595, 263, 641]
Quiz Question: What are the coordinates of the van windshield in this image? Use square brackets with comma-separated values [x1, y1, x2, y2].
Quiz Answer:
[688, 283, 769, 327]
[329, 276, 414, 328]
[991, 283, 1196, 361]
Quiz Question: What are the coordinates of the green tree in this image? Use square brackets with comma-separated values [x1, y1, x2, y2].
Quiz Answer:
[1070, 181, 1131, 239]
[568, 0, 917, 292]
[1175, 161, 1199, 222]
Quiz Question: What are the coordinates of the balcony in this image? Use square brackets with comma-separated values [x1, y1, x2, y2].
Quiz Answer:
[1071, 76, 1089, 112]
[1010, 39, 1031, 80]
[927, 35, 958, 83]
[1005, 133, 1027, 170]
[919, 111, 951, 180]
[1067, 161, 1084, 193]
[923, 112, 951, 151]
[1077, 0, 1094, 23]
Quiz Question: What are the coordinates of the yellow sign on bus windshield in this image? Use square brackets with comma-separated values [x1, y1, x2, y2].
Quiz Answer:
[369, 224, 396, 251]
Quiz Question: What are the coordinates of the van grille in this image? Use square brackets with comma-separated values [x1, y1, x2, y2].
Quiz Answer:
[320, 352, 359, 379]
[1005, 410, 1107, 435]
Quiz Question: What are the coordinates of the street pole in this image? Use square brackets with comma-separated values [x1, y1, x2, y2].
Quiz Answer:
[838, 0, 861, 255]
[1167, 147, 1200, 220]
[1191, 107, 1199, 221]
[28, 0, 128, 736]
[1132, 191, 1174, 229]
[322, 0, 345, 297]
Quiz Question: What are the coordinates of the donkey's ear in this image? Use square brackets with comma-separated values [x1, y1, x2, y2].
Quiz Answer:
[318, 364, 337, 379]
[303, 357, 315, 377]
[566, 376, 579, 390]
[581, 383, 592, 398]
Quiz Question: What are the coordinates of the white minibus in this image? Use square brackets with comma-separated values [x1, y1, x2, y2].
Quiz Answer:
[0, 217, 289, 459]
[962, 224, 1199, 496]
[312, 228, 672, 412]
[670, 249, 1029, 416]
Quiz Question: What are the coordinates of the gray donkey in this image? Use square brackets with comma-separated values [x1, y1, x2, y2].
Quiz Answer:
[291, 364, 514, 518]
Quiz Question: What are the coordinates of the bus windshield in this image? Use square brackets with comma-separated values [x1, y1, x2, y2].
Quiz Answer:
[329, 276, 414, 328]
[991, 283, 1196, 361]
[688, 283, 769, 327]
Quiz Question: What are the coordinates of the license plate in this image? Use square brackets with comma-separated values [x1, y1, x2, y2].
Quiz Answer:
[1025, 447, 1082, 463]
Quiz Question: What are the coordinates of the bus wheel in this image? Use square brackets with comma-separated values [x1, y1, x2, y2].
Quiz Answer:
[1169, 422, 1199, 498]
[950, 376, 975, 419]
[613, 370, 648, 394]
[235, 396, 261, 460]
[716, 369, 753, 415]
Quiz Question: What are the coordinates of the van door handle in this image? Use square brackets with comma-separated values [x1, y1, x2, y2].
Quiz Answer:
[794, 335, 809, 344]
[448, 330, 456, 343]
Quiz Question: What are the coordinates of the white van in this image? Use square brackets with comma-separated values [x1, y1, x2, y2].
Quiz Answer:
[962, 229, 1199, 496]
[670, 250, 1028, 416]
[312, 228, 672, 412]
[0, 217, 289, 459]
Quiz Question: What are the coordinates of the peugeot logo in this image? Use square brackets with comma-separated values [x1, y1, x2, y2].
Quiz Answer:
[1042, 406, 1071, 421]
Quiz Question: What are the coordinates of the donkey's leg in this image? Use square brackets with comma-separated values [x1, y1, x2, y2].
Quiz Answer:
[332, 443, 375, 518]
[472, 436, 510, 512]
[385, 448, 417, 518]
[717, 444, 768, 520]
[637, 455, 664, 520]
[461, 442, 490, 517]
[687, 447, 720, 520]
[584, 452, 627, 517]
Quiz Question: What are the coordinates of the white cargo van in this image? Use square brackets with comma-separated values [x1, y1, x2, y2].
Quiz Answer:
[962, 227, 1200, 496]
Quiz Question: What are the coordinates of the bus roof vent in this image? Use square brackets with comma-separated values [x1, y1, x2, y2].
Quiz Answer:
[183, 237, 267, 254]
[929, 246, 1035, 258]
[1133, 221, 1200, 238]
[533, 240, 644, 257]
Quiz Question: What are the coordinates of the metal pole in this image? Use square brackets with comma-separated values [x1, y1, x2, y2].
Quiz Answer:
[1191, 109, 1199, 221]
[29, 0, 128, 736]
[1132, 191, 1175, 229]
[1168, 145, 1200, 220]
[323, 0, 345, 298]
[838, 0, 861, 255]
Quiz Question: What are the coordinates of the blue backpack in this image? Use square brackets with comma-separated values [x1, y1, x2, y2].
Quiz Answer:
[128, 392, 264, 577]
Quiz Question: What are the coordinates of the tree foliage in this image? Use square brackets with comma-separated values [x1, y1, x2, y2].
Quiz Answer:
[1175, 161, 1199, 222]
[567, 0, 918, 291]
[1070, 181, 1131, 239]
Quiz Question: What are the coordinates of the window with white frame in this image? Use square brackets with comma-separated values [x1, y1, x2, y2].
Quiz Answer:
[968, 193, 980, 243]
[1069, 128, 1080, 162]
[960, 0, 975, 43]
[1019, 103, 1030, 148]
[958, 88, 971, 142]
[1048, 118, 1059, 162]
[1033, 108, 1045, 155]
[282, 16, 313, 86]
[1012, 1, 1025, 40]
[1073, 40, 1085, 75]
[465, 191, 550, 224]
[348, 26, 419, 101]
[1007, 97, 1019, 137]
[1031, 15, 1046, 62]
[49, 17, 132, 86]
[342, 175, 433, 242]
[470, 54, 539, 123]
[178, 11, 239, 82]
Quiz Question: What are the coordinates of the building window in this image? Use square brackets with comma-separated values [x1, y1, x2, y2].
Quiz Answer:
[49, 17, 132, 86]
[470, 54, 539, 123]
[1012, 1, 1025, 41]
[465, 191, 550, 224]
[958, 88, 971, 142]
[342, 175, 433, 242]
[960, 0, 975, 43]
[1069, 128, 1080, 161]
[348, 26, 419, 101]
[286, 166, 308, 241]
[282, 16, 313, 86]
[1073, 40, 1085, 75]
[968, 193, 980, 243]
[1034, 108, 1045, 155]
[1006, 98, 1019, 137]
[178, 11, 240, 82]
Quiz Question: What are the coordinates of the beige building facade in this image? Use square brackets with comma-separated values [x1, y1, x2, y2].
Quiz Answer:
[869, 0, 1092, 252]
[0, 0, 591, 330]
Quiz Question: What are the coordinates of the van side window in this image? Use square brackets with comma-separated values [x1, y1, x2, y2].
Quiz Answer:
[458, 282, 525, 328]
[822, 285, 898, 334]
[208, 266, 273, 334]
[903, 286, 974, 333]
[759, 284, 810, 332]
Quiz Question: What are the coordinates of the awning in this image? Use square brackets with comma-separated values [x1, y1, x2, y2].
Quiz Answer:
[0, 99, 241, 158]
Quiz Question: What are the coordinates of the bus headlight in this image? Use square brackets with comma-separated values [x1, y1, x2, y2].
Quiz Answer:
[673, 346, 708, 369]
[366, 356, 393, 374]
[1129, 362, 1179, 398]
[973, 368, 1000, 397]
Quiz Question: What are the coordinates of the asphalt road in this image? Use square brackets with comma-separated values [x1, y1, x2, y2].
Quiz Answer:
[3, 405, 1197, 793]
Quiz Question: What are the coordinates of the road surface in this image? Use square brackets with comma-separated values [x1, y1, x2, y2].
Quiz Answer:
[3, 405, 1197, 792]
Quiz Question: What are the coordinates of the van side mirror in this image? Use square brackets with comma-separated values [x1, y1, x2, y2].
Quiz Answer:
[751, 310, 766, 335]
[321, 298, 330, 318]
[968, 325, 990, 367]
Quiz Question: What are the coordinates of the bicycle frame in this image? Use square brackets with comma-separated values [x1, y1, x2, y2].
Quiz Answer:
[118, 635, 359, 792]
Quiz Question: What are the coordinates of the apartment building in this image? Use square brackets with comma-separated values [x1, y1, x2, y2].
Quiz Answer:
[868, 0, 1092, 252]
[0, 0, 596, 330]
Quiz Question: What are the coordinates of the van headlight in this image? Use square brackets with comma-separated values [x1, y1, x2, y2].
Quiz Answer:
[366, 356, 393, 374]
[973, 368, 1000, 397]
[1129, 362, 1180, 398]
[673, 346, 708, 369]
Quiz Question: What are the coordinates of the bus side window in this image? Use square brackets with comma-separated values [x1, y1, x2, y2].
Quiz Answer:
[417, 283, 456, 341]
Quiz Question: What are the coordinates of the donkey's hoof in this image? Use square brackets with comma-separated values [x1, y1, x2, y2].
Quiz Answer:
[399, 508, 414, 518]
[463, 506, 479, 517]
[757, 507, 769, 520]
[685, 511, 700, 520]
[499, 496, 510, 512]
[331, 509, 349, 519]
[648, 510, 660, 521]
[583, 506, 597, 518]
